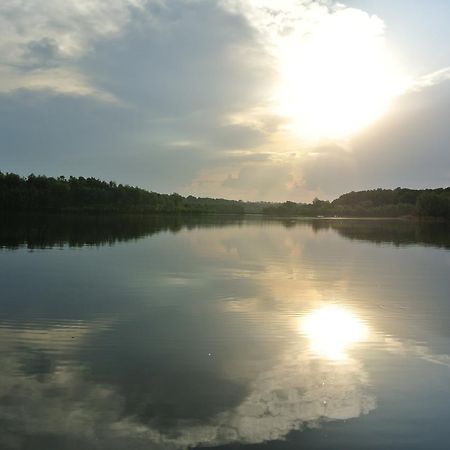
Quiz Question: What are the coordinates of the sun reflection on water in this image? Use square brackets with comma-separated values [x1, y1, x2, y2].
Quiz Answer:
[299, 305, 368, 361]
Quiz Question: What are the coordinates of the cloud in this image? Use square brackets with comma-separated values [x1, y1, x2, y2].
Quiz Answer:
[0, 0, 278, 196]
[0, 0, 449, 201]
[0, 66, 119, 101]
[350, 79, 450, 189]
[188, 156, 302, 201]
[220, 0, 332, 41]
[0, 0, 149, 63]
[299, 147, 359, 197]
[0, 0, 149, 97]
[410, 66, 450, 91]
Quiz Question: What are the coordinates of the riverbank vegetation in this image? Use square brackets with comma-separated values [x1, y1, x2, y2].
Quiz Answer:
[262, 188, 450, 219]
[1, 172, 449, 219]
[0, 172, 253, 214]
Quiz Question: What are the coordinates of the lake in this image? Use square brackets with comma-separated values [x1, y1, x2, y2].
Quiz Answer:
[0, 214, 449, 450]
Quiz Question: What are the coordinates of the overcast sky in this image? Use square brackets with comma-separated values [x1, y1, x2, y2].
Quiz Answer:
[1, 0, 449, 201]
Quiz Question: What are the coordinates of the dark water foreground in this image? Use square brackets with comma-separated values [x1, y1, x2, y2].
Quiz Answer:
[0, 214, 449, 450]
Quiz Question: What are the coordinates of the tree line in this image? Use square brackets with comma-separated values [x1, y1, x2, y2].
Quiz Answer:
[262, 187, 450, 219]
[1, 172, 449, 218]
[0, 172, 248, 214]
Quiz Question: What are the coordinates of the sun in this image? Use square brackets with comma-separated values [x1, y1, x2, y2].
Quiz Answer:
[274, 8, 409, 141]
[299, 305, 368, 360]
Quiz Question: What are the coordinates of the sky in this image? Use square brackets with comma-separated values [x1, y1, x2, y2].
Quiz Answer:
[1, 0, 449, 202]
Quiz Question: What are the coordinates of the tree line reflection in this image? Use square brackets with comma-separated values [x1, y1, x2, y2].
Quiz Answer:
[1, 214, 448, 250]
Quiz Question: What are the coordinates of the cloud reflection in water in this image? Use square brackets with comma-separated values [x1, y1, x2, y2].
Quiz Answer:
[1, 218, 449, 449]
[0, 315, 376, 449]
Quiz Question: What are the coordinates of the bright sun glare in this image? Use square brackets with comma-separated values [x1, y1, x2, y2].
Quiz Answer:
[275, 9, 409, 141]
[299, 305, 368, 360]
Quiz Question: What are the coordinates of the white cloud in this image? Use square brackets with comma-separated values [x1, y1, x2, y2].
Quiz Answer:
[410, 66, 450, 91]
[0, 0, 149, 63]
[0, 0, 151, 97]
[221, 0, 331, 43]
[0, 66, 120, 101]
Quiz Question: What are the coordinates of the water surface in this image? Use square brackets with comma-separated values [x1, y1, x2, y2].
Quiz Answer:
[0, 215, 449, 449]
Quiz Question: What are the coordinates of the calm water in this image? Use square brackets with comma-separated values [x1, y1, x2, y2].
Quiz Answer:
[0, 215, 449, 450]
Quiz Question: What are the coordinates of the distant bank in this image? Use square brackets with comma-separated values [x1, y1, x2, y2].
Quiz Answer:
[262, 188, 450, 220]
[0, 172, 449, 219]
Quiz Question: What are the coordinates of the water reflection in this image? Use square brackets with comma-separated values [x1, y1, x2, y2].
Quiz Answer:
[0, 213, 244, 249]
[0, 213, 449, 250]
[205, 343, 375, 446]
[299, 305, 368, 360]
[2, 310, 448, 449]
[0, 318, 376, 449]
[0, 215, 449, 449]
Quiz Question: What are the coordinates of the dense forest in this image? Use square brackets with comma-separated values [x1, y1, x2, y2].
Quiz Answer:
[0, 172, 449, 219]
[263, 187, 450, 219]
[0, 172, 259, 214]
